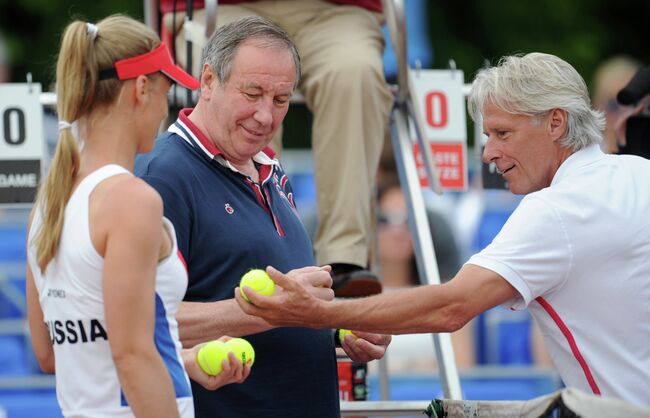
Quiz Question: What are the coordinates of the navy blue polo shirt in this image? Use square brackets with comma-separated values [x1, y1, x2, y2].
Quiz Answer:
[135, 109, 339, 418]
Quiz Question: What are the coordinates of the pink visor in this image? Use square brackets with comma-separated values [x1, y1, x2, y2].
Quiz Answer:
[99, 43, 199, 90]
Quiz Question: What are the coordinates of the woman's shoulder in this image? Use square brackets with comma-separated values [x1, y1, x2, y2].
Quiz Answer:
[101, 176, 162, 213]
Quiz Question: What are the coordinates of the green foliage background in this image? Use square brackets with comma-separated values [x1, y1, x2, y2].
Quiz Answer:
[0, 0, 142, 87]
[1, 0, 648, 147]
[427, 0, 649, 86]
[2, 1, 648, 87]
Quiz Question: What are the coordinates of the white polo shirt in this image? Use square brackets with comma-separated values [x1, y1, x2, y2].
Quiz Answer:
[468, 144, 650, 408]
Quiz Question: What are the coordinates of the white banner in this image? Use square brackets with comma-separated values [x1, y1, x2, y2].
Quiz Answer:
[0, 83, 45, 204]
[408, 69, 468, 190]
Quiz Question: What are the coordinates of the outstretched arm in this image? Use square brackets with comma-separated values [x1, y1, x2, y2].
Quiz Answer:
[236, 264, 518, 335]
[178, 265, 334, 347]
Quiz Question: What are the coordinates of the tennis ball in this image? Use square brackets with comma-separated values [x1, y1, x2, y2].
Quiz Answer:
[338, 329, 357, 345]
[196, 340, 229, 376]
[225, 338, 255, 367]
[239, 269, 275, 302]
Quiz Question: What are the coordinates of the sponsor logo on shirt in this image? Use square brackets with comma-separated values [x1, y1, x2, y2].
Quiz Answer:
[47, 288, 66, 298]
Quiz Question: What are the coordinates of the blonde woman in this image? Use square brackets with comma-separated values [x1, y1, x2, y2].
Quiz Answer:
[26, 15, 249, 418]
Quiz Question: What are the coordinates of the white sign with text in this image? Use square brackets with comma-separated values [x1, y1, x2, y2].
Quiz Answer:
[0, 83, 45, 204]
[408, 69, 468, 191]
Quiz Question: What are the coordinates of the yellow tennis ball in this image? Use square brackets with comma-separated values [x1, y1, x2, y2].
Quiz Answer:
[239, 269, 275, 302]
[225, 338, 255, 367]
[338, 329, 357, 345]
[196, 340, 229, 376]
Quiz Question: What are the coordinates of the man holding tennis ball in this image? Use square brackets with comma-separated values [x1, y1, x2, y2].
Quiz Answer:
[238, 267, 390, 363]
[136, 17, 391, 418]
[183, 337, 252, 391]
[239, 269, 276, 302]
[196, 338, 255, 377]
[235, 53, 650, 408]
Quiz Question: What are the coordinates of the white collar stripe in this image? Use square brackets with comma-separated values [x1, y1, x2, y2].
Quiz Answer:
[169, 120, 215, 159]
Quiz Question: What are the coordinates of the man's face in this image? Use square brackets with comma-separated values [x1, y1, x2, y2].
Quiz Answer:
[201, 41, 295, 164]
[482, 101, 569, 195]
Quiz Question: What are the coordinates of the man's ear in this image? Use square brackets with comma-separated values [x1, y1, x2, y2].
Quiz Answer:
[200, 64, 220, 98]
[548, 108, 568, 142]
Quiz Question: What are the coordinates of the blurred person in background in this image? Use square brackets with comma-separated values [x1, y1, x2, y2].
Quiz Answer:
[376, 176, 475, 371]
[614, 65, 650, 159]
[591, 55, 641, 154]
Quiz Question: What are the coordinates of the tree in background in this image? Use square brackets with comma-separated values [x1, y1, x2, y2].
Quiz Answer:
[2, 0, 648, 89]
[0, 0, 141, 87]
[426, 0, 648, 84]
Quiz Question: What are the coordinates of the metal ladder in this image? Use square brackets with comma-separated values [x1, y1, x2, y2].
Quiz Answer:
[378, 0, 463, 403]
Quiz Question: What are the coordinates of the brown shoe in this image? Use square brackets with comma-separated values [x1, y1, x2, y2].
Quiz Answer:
[331, 264, 382, 297]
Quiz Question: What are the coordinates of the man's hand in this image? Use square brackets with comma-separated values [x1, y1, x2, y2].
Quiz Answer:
[276, 265, 334, 302]
[235, 266, 331, 328]
[182, 337, 250, 390]
[340, 331, 392, 363]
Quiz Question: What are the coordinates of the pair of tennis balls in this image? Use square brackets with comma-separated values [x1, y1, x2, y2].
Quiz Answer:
[239, 269, 276, 302]
[196, 338, 255, 376]
[195, 269, 272, 376]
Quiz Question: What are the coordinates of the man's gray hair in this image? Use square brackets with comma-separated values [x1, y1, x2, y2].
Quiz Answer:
[468, 53, 605, 151]
[201, 16, 301, 89]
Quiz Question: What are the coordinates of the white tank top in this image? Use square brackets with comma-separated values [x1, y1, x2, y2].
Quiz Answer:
[27, 164, 194, 418]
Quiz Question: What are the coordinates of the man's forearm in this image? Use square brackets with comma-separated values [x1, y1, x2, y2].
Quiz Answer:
[236, 264, 518, 335]
[317, 285, 463, 335]
[314, 265, 517, 335]
[177, 299, 274, 347]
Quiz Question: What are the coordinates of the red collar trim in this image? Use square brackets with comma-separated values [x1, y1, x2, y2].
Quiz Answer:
[178, 108, 222, 157]
[261, 146, 276, 160]
[177, 108, 277, 166]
